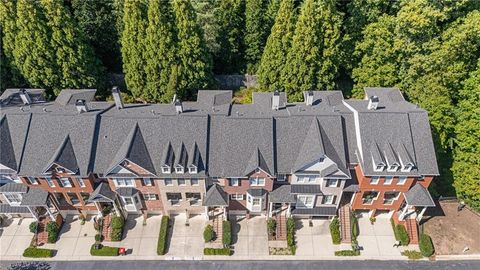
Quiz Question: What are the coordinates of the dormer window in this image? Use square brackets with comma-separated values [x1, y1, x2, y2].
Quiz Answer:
[161, 165, 171, 174]
[387, 163, 399, 172]
[175, 165, 184, 174]
[374, 163, 385, 172]
[401, 163, 414, 172]
[189, 165, 197, 174]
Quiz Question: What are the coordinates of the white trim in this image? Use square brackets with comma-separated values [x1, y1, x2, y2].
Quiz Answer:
[343, 100, 363, 161]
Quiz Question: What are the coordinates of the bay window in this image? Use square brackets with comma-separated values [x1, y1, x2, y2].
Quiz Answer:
[296, 195, 315, 208]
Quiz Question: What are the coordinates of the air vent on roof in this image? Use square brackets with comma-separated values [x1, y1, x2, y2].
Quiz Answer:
[112, 86, 124, 109]
[174, 100, 183, 114]
[305, 91, 314, 106]
[75, 99, 89, 113]
[367, 96, 379, 110]
[19, 89, 32, 105]
[272, 90, 280, 111]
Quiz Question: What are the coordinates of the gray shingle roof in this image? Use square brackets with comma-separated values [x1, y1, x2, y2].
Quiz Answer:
[88, 183, 116, 202]
[0, 88, 46, 106]
[246, 188, 267, 197]
[115, 187, 138, 197]
[292, 206, 337, 216]
[203, 184, 228, 206]
[0, 116, 17, 171]
[269, 185, 295, 203]
[291, 185, 322, 194]
[0, 183, 28, 193]
[43, 134, 79, 173]
[55, 89, 97, 106]
[21, 188, 49, 206]
[0, 204, 30, 214]
[404, 184, 435, 207]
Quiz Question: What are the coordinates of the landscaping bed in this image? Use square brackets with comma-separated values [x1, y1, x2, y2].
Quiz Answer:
[391, 218, 409, 246]
[157, 216, 170, 255]
[23, 247, 54, 258]
[90, 244, 119, 256]
[203, 248, 232, 255]
[329, 217, 341, 244]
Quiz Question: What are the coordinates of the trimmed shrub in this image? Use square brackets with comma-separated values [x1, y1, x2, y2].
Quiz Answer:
[402, 250, 423, 260]
[46, 221, 59, 243]
[223, 221, 232, 246]
[286, 217, 296, 249]
[23, 247, 54, 258]
[29, 221, 38, 234]
[95, 234, 103, 242]
[110, 215, 124, 241]
[330, 217, 341, 244]
[334, 249, 360, 256]
[157, 216, 169, 255]
[267, 218, 277, 236]
[351, 212, 359, 244]
[90, 244, 119, 256]
[203, 224, 215, 243]
[203, 248, 232, 255]
[391, 218, 409, 246]
[419, 234, 435, 257]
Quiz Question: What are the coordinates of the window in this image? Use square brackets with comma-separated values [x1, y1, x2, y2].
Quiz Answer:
[114, 178, 135, 187]
[370, 176, 380, 185]
[307, 176, 316, 183]
[297, 195, 315, 208]
[397, 176, 407, 185]
[165, 178, 173, 186]
[67, 192, 80, 205]
[76, 177, 85, 188]
[189, 166, 197, 174]
[80, 192, 90, 203]
[388, 163, 399, 172]
[27, 177, 38, 185]
[402, 163, 413, 172]
[297, 175, 315, 183]
[4, 193, 22, 205]
[384, 176, 393, 185]
[178, 179, 186, 186]
[191, 178, 199, 186]
[45, 177, 55, 187]
[250, 177, 265, 186]
[319, 157, 325, 163]
[230, 178, 239, 186]
[55, 193, 68, 206]
[383, 191, 400, 205]
[375, 163, 385, 171]
[326, 179, 338, 187]
[162, 166, 171, 174]
[59, 177, 72, 187]
[175, 165, 184, 174]
[362, 191, 379, 204]
[323, 195, 335, 205]
[231, 194, 244, 200]
[123, 197, 134, 205]
[143, 178, 152, 186]
[143, 194, 158, 201]
[186, 193, 201, 205]
[167, 193, 182, 205]
[277, 174, 286, 182]
[252, 198, 261, 206]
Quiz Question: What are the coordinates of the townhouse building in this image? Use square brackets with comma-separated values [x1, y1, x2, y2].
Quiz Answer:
[0, 87, 438, 243]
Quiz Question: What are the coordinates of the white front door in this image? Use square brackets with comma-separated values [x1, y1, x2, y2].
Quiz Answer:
[246, 193, 262, 212]
[122, 194, 141, 212]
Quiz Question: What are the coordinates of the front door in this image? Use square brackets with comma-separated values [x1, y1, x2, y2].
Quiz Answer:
[122, 194, 142, 212]
[246, 193, 262, 212]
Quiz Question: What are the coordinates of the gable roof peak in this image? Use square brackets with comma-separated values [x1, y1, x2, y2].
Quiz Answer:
[43, 134, 79, 174]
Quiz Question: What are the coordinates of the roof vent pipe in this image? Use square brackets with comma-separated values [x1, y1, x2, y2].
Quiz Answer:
[174, 99, 183, 114]
[75, 99, 89, 113]
[19, 89, 32, 105]
[367, 96, 379, 110]
[112, 86, 124, 109]
[305, 91, 314, 106]
[272, 90, 280, 110]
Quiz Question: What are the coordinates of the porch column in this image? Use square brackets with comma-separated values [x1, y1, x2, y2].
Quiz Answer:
[399, 204, 409, 221]
[26, 206, 39, 221]
[223, 206, 227, 221]
[286, 203, 291, 217]
[268, 202, 273, 218]
[45, 206, 55, 221]
[112, 199, 121, 217]
[94, 202, 102, 214]
[204, 206, 209, 220]
[416, 207, 427, 222]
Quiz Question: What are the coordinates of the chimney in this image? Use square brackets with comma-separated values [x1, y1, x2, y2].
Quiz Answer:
[75, 99, 88, 113]
[272, 91, 280, 110]
[174, 99, 183, 114]
[111, 86, 124, 109]
[305, 91, 314, 106]
[367, 96, 379, 110]
[19, 89, 32, 105]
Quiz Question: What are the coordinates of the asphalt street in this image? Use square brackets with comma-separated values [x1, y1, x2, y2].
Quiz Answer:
[1, 260, 480, 270]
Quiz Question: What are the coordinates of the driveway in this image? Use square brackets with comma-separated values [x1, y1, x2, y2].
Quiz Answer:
[0, 218, 35, 258]
[165, 214, 205, 259]
[356, 216, 402, 258]
[295, 218, 342, 257]
[231, 216, 268, 257]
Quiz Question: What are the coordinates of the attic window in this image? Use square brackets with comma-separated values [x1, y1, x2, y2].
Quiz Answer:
[161, 165, 171, 174]
[401, 163, 413, 172]
[175, 165, 184, 174]
[374, 163, 385, 172]
[319, 157, 325, 163]
[387, 163, 399, 172]
[189, 165, 197, 174]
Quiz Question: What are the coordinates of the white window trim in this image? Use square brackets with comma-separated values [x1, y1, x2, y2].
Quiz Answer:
[387, 163, 399, 172]
[383, 191, 400, 205]
[27, 177, 38, 185]
[190, 178, 199, 186]
[59, 177, 72, 188]
[188, 165, 197, 174]
[370, 176, 380, 185]
[45, 177, 55, 187]
[175, 165, 184, 174]
[362, 191, 380, 205]
[374, 162, 385, 172]
[143, 194, 157, 201]
[230, 194, 244, 200]
[230, 178, 239, 186]
[143, 178, 152, 186]
[3, 192, 23, 205]
[384, 176, 393, 185]
[178, 179, 187, 186]
[276, 174, 286, 182]
[161, 166, 171, 174]
[323, 195, 335, 205]
[249, 177, 265, 186]
[326, 179, 338, 188]
[296, 195, 315, 208]
[76, 177, 85, 188]
[164, 179, 173, 186]
[397, 176, 407, 185]
[114, 178, 135, 187]
[401, 164, 413, 172]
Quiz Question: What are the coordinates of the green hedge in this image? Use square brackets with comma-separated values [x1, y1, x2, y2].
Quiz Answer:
[391, 219, 409, 246]
[157, 216, 169, 255]
[203, 248, 232, 255]
[330, 217, 341, 244]
[351, 212, 359, 244]
[203, 224, 215, 242]
[334, 249, 360, 256]
[286, 217, 296, 254]
[110, 215, 124, 241]
[90, 244, 119, 256]
[267, 218, 276, 236]
[46, 221, 59, 243]
[23, 247, 54, 258]
[419, 233, 435, 257]
[223, 221, 232, 246]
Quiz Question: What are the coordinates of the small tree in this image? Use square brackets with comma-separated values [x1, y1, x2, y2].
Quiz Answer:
[419, 234, 435, 257]
[203, 224, 215, 242]
[29, 221, 38, 234]
[46, 221, 59, 243]
[329, 217, 341, 244]
[222, 221, 232, 246]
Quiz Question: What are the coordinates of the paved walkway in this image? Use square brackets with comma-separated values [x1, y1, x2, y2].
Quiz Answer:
[0, 218, 35, 258]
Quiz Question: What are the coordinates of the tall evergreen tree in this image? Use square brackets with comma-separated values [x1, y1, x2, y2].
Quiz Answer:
[192, 0, 220, 58]
[245, 0, 270, 74]
[172, 0, 212, 98]
[453, 60, 480, 212]
[257, 0, 296, 91]
[41, 0, 103, 95]
[282, 0, 342, 101]
[214, 0, 246, 74]
[144, 0, 178, 103]
[121, 0, 147, 99]
[71, 0, 121, 73]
